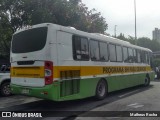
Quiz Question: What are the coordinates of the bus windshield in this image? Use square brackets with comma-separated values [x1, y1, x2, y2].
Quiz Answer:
[12, 27, 48, 53]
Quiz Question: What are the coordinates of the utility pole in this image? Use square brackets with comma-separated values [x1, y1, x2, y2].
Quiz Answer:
[134, 0, 137, 45]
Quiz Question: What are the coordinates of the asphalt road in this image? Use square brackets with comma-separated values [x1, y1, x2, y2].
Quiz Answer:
[0, 80, 160, 120]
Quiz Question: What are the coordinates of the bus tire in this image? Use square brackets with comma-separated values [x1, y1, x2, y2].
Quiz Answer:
[95, 79, 107, 100]
[0, 81, 11, 96]
[144, 75, 150, 86]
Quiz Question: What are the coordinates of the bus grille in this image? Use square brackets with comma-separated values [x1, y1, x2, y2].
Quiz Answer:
[60, 70, 80, 97]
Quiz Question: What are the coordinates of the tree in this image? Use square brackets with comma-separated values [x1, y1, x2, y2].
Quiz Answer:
[116, 33, 127, 41]
[116, 34, 136, 44]
[137, 37, 160, 52]
[128, 35, 136, 45]
[0, 0, 108, 59]
[0, 13, 12, 58]
[0, 0, 107, 32]
[116, 33, 160, 52]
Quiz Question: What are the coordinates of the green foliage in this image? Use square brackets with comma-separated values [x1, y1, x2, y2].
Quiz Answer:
[0, 0, 107, 32]
[0, 13, 12, 57]
[116, 33, 127, 41]
[0, 0, 108, 59]
[116, 33, 160, 52]
[137, 37, 160, 52]
[152, 58, 160, 68]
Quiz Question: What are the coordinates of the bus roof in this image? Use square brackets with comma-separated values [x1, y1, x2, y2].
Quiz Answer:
[14, 23, 152, 53]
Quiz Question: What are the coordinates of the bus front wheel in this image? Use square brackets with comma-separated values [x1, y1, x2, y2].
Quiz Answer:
[95, 79, 107, 100]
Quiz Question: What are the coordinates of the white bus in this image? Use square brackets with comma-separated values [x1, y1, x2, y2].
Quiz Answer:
[10, 23, 154, 101]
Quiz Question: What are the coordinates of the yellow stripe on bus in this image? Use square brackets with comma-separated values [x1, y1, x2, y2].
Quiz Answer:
[11, 66, 152, 79]
[54, 66, 152, 78]
[11, 67, 45, 78]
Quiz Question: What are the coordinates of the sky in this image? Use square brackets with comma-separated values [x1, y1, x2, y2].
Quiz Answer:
[82, 0, 160, 39]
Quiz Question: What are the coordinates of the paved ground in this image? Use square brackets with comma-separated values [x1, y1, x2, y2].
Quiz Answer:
[76, 80, 160, 120]
[0, 95, 40, 109]
[0, 80, 160, 120]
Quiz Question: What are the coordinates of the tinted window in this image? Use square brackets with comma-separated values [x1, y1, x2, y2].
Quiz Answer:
[143, 52, 148, 64]
[81, 38, 89, 59]
[128, 48, 134, 63]
[123, 47, 128, 62]
[149, 52, 152, 66]
[141, 51, 145, 63]
[90, 40, 100, 61]
[146, 52, 150, 64]
[99, 42, 108, 61]
[137, 50, 141, 63]
[109, 44, 116, 62]
[116, 45, 122, 62]
[133, 49, 137, 62]
[73, 36, 81, 58]
[73, 36, 89, 60]
[12, 27, 47, 53]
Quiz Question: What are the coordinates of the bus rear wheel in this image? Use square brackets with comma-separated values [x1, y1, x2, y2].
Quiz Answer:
[144, 76, 150, 86]
[95, 79, 107, 100]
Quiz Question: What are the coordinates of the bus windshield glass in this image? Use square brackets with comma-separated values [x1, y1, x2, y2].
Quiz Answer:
[12, 27, 48, 53]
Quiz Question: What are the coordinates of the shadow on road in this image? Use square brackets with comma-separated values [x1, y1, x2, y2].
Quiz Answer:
[0, 82, 155, 119]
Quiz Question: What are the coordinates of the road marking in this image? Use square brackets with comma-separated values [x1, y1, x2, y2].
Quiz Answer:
[118, 89, 140, 98]
[127, 103, 144, 108]
[133, 105, 144, 108]
[127, 103, 138, 106]
[106, 117, 121, 119]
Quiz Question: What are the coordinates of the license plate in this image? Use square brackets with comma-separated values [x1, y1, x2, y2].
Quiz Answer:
[21, 88, 30, 94]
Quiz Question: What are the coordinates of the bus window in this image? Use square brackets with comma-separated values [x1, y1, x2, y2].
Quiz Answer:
[90, 40, 100, 61]
[147, 52, 150, 64]
[145, 52, 148, 64]
[81, 38, 89, 60]
[116, 45, 122, 62]
[133, 49, 137, 63]
[141, 51, 147, 63]
[123, 47, 128, 62]
[128, 48, 134, 63]
[150, 52, 153, 67]
[109, 44, 116, 62]
[12, 27, 47, 53]
[99, 42, 108, 61]
[145, 52, 149, 64]
[137, 50, 141, 63]
[72, 35, 89, 60]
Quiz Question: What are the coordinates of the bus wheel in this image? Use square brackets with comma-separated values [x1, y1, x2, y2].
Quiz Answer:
[95, 79, 107, 100]
[0, 82, 11, 96]
[144, 76, 150, 86]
